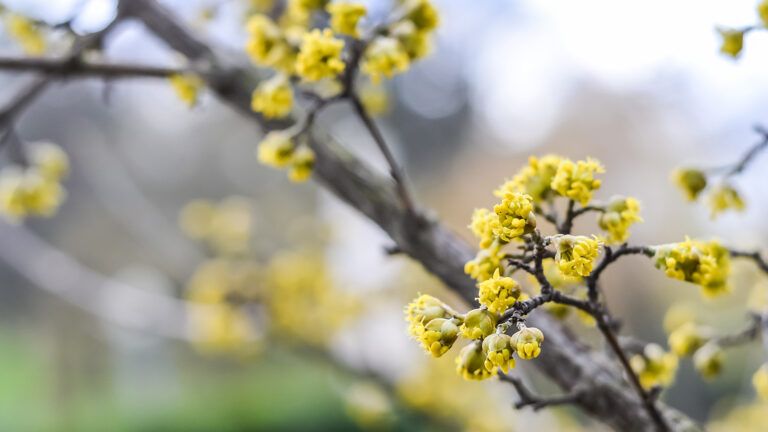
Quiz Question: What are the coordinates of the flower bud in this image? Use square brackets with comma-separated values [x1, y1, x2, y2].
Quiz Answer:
[667, 322, 709, 357]
[482, 333, 515, 373]
[511, 326, 544, 360]
[404, 294, 453, 337]
[672, 168, 707, 201]
[455, 341, 494, 381]
[693, 343, 723, 380]
[418, 318, 459, 357]
[460, 308, 497, 340]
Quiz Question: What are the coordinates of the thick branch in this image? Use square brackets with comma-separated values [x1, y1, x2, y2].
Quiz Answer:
[0, 56, 188, 79]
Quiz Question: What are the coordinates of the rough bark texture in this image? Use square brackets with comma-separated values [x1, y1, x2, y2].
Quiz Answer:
[120, 1, 701, 430]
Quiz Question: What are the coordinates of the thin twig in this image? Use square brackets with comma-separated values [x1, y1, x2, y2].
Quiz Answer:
[729, 248, 768, 274]
[499, 374, 582, 411]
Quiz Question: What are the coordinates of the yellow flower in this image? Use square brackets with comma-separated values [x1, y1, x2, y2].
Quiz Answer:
[753, 364, 768, 401]
[707, 183, 745, 219]
[256, 131, 295, 168]
[296, 29, 346, 82]
[668, 322, 709, 357]
[327, 3, 366, 37]
[469, 208, 499, 249]
[663, 303, 697, 333]
[178, 197, 253, 255]
[359, 83, 390, 116]
[418, 318, 460, 357]
[672, 168, 707, 201]
[598, 196, 643, 244]
[406, 0, 440, 32]
[464, 245, 504, 282]
[389, 21, 431, 60]
[245, 15, 295, 72]
[760, 1, 768, 27]
[482, 333, 516, 373]
[653, 238, 731, 298]
[189, 304, 257, 353]
[554, 235, 601, 278]
[456, 341, 495, 381]
[251, 74, 294, 119]
[289, 0, 328, 10]
[477, 269, 520, 315]
[5, 14, 45, 55]
[550, 157, 604, 206]
[404, 294, 454, 337]
[495, 154, 563, 203]
[630, 344, 678, 389]
[287, 146, 315, 182]
[29, 141, 69, 181]
[718, 28, 744, 58]
[510, 326, 544, 360]
[693, 343, 723, 380]
[169, 74, 204, 107]
[492, 192, 536, 243]
[459, 308, 496, 340]
[361, 37, 410, 84]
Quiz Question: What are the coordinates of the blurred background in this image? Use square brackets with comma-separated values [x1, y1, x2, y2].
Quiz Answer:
[0, 0, 767, 430]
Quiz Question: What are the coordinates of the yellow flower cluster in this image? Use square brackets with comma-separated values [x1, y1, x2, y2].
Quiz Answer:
[4, 13, 46, 55]
[708, 183, 745, 219]
[667, 322, 709, 357]
[630, 343, 679, 390]
[328, 2, 367, 37]
[598, 196, 643, 244]
[464, 246, 504, 282]
[246, 14, 296, 73]
[420, 318, 460, 357]
[492, 192, 536, 243]
[511, 326, 544, 360]
[482, 333, 515, 373]
[550, 157, 604, 206]
[256, 132, 315, 182]
[169, 74, 204, 107]
[718, 28, 744, 58]
[404, 294, 456, 339]
[653, 238, 731, 298]
[0, 142, 69, 223]
[554, 235, 601, 278]
[754, 364, 768, 401]
[251, 74, 294, 119]
[477, 269, 521, 315]
[495, 154, 562, 203]
[361, 37, 411, 84]
[296, 29, 346, 82]
[179, 197, 253, 255]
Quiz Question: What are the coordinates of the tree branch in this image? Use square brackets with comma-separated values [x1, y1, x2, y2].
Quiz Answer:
[0, 56, 189, 79]
[499, 374, 583, 411]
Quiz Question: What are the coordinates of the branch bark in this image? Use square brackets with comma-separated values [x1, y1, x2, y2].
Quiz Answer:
[39, 1, 704, 430]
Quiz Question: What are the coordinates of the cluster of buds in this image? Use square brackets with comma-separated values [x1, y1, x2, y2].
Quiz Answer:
[672, 168, 745, 219]
[715, 1, 768, 59]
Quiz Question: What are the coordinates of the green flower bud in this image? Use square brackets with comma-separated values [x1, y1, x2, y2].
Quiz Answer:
[482, 333, 515, 373]
[460, 308, 497, 340]
[511, 326, 544, 360]
[418, 318, 459, 358]
[455, 341, 494, 381]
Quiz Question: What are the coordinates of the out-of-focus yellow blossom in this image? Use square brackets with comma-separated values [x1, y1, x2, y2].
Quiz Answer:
[748, 280, 768, 312]
[492, 192, 536, 243]
[668, 322, 709, 357]
[653, 238, 731, 298]
[29, 141, 69, 180]
[673, 168, 707, 201]
[482, 333, 515, 373]
[456, 341, 495, 381]
[189, 304, 258, 353]
[477, 269, 520, 315]
[287, 146, 315, 182]
[246, 15, 295, 72]
[708, 183, 745, 218]
[630, 343, 678, 390]
[664, 303, 697, 332]
[359, 82, 389, 116]
[169, 74, 204, 107]
[187, 259, 262, 304]
[550, 157, 604, 206]
[404, 293, 455, 337]
[460, 308, 496, 340]
[718, 28, 744, 58]
[361, 37, 410, 84]
[327, 3, 366, 37]
[759, 1, 768, 27]
[179, 197, 253, 255]
[0, 168, 65, 222]
[419, 317, 460, 357]
[495, 154, 563, 203]
[251, 74, 294, 119]
[5, 13, 46, 55]
[708, 401, 768, 432]
[693, 343, 723, 379]
[265, 249, 359, 344]
[389, 20, 431, 60]
[469, 207, 499, 249]
[289, 0, 328, 10]
[511, 326, 544, 360]
[257, 131, 295, 168]
[598, 196, 642, 244]
[405, 0, 439, 32]
[296, 29, 345, 82]
[464, 245, 504, 282]
[344, 382, 393, 429]
[753, 364, 768, 401]
[248, 0, 276, 13]
[554, 235, 601, 278]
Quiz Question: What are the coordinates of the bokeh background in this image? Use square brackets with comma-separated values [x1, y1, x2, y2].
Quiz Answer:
[0, 0, 767, 430]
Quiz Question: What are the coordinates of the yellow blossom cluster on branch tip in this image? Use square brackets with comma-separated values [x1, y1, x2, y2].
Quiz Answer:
[3, 13, 46, 55]
[495, 154, 562, 203]
[477, 269, 521, 315]
[251, 74, 294, 119]
[630, 343, 679, 390]
[550, 157, 604, 206]
[256, 131, 315, 182]
[296, 29, 346, 82]
[169, 74, 204, 107]
[361, 37, 411, 84]
[464, 245, 504, 282]
[597, 196, 643, 244]
[0, 141, 69, 223]
[653, 238, 731, 298]
[492, 191, 536, 243]
[754, 364, 768, 401]
[482, 333, 516, 373]
[554, 235, 601, 278]
[328, 2, 367, 38]
[179, 197, 253, 255]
